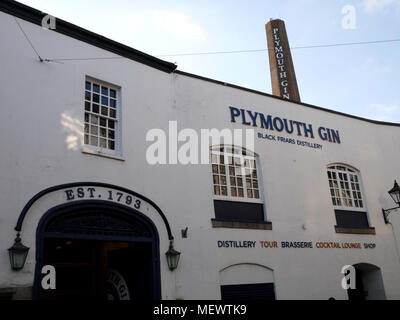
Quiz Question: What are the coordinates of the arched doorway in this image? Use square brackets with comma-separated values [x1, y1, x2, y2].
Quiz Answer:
[33, 200, 161, 300]
[347, 263, 386, 300]
[219, 264, 276, 300]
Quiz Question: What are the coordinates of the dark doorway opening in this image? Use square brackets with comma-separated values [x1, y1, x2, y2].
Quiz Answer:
[34, 201, 161, 300]
[40, 239, 153, 300]
[347, 263, 386, 301]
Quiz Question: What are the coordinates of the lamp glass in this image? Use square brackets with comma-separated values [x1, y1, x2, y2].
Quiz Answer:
[389, 180, 400, 205]
[166, 245, 181, 271]
[8, 235, 29, 271]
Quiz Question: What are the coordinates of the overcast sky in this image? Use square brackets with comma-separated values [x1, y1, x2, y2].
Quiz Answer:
[19, 0, 400, 123]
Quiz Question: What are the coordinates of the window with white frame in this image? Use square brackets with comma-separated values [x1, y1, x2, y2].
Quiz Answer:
[327, 164, 364, 210]
[84, 78, 119, 153]
[327, 164, 373, 232]
[211, 146, 261, 202]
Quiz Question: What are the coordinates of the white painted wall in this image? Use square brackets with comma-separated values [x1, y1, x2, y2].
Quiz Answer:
[1, 10, 400, 300]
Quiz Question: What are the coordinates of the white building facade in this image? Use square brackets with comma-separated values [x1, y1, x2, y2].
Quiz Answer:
[1, 1, 400, 300]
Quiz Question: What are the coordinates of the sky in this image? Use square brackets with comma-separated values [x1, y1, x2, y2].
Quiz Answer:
[18, 0, 400, 123]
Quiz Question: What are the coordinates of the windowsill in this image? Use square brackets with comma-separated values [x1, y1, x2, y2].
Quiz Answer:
[334, 226, 376, 235]
[82, 147, 125, 161]
[211, 219, 272, 230]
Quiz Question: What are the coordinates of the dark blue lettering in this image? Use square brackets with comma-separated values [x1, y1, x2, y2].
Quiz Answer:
[331, 130, 340, 144]
[259, 114, 274, 130]
[293, 121, 303, 136]
[247, 110, 259, 127]
[273, 117, 284, 132]
[318, 127, 328, 141]
[229, 106, 240, 123]
[65, 189, 74, 201]
[77, 187, 84, 198]
[283, 119, 294, 134]
[87, 188, 95, 198]
[241, 109, 251, 125]
[303, 123, 314, 138]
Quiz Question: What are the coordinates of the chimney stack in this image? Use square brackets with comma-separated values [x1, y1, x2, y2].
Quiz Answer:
[265, 19, 300, 102]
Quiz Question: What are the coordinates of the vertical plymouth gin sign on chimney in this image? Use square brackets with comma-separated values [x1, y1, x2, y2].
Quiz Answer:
[266, 19, 301, 102]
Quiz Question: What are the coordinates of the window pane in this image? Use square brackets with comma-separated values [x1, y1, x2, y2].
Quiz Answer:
[231, 188, 237, 197]
[246, 179, 252, 188]
[85, 113, 89, 122]
[221, 176, 227, 185]
[92, 104, 99, 113]
[85, 81, 91, 91]
[237, 177, 243, 186]
[101, 87, 108, 95]
[93, 94, 99, 103]
[110, 89, 116, 98]
[101, 96, 108, 106]
[219, 165, 226, 174]
[100, 138, 107, 148]
[90, 115, 98, 125]
[211, 154, 217, 164]
[93, 84, 100, 93]
[90, 136, 98, 146]
[108, 140, 115, 150]
[108, 130, 115, 139]
[238, 188, 244, 197]
[253, 180, 258, 188]
[84, 134, 89, 144]
[85, 101, 90, 111]
[247, 189, 253, 198]
[108, 120, 115, 129]
[90, 125, 98, 135]
[230, 177, 236, 185]
[221, 186, 227, 196]
[214, 186, 220, 195]
[100, 118, 107, 127]
[85, 91, 91, 101]
[110, 99, 116, 108]
[100, 128, 106, 137]
[213, 175, 219, 184]
[254, 190, 259, 199]
[101, 106, 108, 116]
[212, 164, 218, 174]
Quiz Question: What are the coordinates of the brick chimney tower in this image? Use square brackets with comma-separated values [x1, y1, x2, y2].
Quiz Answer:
[266, 19, 300, 102]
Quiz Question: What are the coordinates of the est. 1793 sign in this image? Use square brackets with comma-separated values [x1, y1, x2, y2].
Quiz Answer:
[64, 187, 141, 210]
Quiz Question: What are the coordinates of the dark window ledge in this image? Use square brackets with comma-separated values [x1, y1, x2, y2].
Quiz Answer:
[335, 226, 376, 235]
[211, 219, 272, 230]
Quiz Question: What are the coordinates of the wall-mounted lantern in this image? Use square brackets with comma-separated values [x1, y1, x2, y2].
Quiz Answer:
[383, 180, 400, 224]
[165, 241, 180, 271]
[8, 233, 29, 271]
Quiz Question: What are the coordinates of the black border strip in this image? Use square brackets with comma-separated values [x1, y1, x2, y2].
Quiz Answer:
[15, 182, 174, 240]
[0, 0, 177, 73]
[174, 70, 400, 127]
